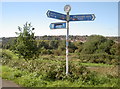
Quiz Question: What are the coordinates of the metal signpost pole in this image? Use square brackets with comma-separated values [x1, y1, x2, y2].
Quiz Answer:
[64, 5, 71, 75]
[66, 12, 69, 75]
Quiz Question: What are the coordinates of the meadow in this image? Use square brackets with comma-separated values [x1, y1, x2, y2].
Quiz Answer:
[0, 49, 119, 87]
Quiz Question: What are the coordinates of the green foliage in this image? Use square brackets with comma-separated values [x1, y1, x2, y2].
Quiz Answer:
[1, 49, 19, 65]
[37, 40, 49, 49]
[1, 66, 28, 80]
[15, 73, 49, 87]
[110, 43, 117, 55]
[2, 50, 12, 60]
[37, 40, 66, 55]
[111, 43, 120, 56]
[14, 22, 39, 61]
[40, 48, 53, 55]
[80, 62, 113, 67]
[77, 35, 118, 64]
[1, 49, 119, 87]
[2, 34, 119, 64]
[53, 49, 64, 56]
[97, 39, 114, 54]
[81, 35, 114, 54]
[78, 53, 118, 64]
[5, 38, 17, 50]
[1, 65, 119, 87]
[74, 42, 83, 53]
[49, 40, 58, 49]
[69, 42, 77, 53]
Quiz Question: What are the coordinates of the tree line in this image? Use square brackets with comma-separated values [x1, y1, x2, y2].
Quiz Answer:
[2, 22, 120, 64]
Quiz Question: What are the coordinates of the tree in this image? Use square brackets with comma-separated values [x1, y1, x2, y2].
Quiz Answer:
[74, 42, 83, 53]
[69, 42, 77, 53]
[14, 22, 39, 61]
[38, 41, 49, 49]
[81, 35, 113, 54]
[97, 39, 114, 54]
[110, 43, 120, 56]
[49, 40, 58, 49]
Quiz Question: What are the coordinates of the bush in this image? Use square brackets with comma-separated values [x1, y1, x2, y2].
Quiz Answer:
[81, 35, 114, 55]
[40, 61, 91, 82]
[110, 59, 118, 65]
[78, 53, 118, 65]
[2, 50, 14, 65]
[40, 48, 53, 55]
[2, 50, 12, 60]
[1, 64, 118, 87]
[53, 50, 61, 56]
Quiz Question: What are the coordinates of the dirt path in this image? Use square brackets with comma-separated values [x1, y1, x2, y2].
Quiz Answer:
[0, 77, 21, 88]
[0, 78, 28, 89]
[2, 79, 20, 87]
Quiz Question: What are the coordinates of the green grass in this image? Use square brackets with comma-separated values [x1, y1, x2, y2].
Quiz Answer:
[80, 62, 113, 67]
[1, 65, 119, 87]
[1, 49, 119, 87]
[2, 49, 19, 60]
[2, 49, 114, 67]
[39, 55, 114, 67]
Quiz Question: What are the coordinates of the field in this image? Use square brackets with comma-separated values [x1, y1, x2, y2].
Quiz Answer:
[0, 49, 119, 87]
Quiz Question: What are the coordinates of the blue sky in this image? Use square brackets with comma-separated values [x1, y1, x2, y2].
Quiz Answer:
[1, 2, 118, 37]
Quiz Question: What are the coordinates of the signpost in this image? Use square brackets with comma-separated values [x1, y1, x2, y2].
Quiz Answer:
[46, 5, 96, 76]
[49, 22, 66, 29]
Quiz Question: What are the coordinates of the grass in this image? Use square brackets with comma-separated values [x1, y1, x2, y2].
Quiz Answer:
[1, 65, 119, 87]
[80, 62, 113, 67]
[2, 49, 115, 66]
[39, 55, 114, 67]
[1, 49, 119, 87]
[2, 49, 19, 60]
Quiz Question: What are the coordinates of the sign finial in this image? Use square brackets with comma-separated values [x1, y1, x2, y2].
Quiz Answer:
[64, 5, 71, 13]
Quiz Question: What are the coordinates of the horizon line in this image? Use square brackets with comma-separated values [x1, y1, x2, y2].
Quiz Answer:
[0, 34, 119, 38]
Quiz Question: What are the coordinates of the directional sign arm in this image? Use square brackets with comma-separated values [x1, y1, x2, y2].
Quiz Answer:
[46, 10, 96, 21]
[69, 14, 96, 21]
[49, 22, 66, 29]
[46, 10, 67, 21]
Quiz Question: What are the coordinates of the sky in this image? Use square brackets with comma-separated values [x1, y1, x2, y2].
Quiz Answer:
[0, 1, 119, 37]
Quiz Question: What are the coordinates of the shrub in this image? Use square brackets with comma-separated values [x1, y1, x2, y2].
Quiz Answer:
[40, 49, 53, 55]
[78, 53, 118, 64]
[2, 50, 12, 60]
[53, 50, 61, 56]
[40, 61, 91, 82]
[1, 64, 118, 87]
[110, 59, 118, 65]
[2, 50, 13, 65]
